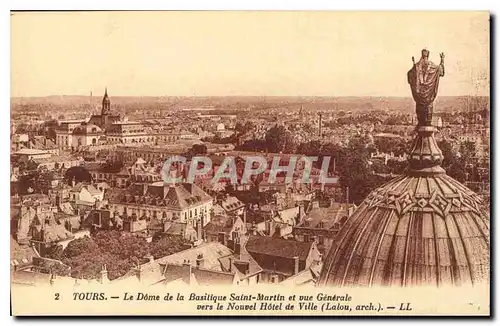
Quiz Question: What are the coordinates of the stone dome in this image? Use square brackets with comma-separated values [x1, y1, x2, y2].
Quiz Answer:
[317, 126, 490, 287]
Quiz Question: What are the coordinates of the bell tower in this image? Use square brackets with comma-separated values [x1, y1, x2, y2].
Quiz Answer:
[101, 87, 111, 127]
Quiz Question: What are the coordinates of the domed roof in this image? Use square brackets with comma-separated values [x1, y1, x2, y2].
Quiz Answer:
[72, 123, 103, 135]
[318, 126, 490, 288]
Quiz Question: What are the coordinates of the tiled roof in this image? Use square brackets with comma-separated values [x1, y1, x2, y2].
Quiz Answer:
[164, 222, 188, 236]
[280, 261, 322, 286]
[86, 185, 102, 196]
[219, 237, 263, 280]
[220, 196, 245, 212]
[10, 236, 39, 266]
[107, 183, 212, 210]
[275, 206, 299, 225]
[203, 215, 235, 235]
[161, 264, 236, 286]
[246, 235, 313, 261]
[116, 242, 233, 285]
[155, 242, 231, 270]
[298, 204, 355, 230]
[33, 155, 81, 164]
[192, 268, 235, 285]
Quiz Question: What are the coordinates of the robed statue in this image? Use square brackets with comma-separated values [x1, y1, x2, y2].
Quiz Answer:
[407, 49, 445, 126]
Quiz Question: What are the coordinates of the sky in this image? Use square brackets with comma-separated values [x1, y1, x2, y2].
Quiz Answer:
[10, 11, 490, 97]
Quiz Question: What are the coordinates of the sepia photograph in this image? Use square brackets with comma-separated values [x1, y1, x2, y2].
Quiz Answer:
[9, 10, 490, 316]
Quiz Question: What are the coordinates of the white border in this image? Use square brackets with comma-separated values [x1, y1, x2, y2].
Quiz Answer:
[3, 1, 498, 325]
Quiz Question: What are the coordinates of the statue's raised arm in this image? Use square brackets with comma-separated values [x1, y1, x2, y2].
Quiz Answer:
[407, 48, 445, 126]
[439, 52, 445, 77]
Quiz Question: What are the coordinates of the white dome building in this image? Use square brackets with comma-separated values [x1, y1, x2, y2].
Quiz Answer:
[71, 123, 104, 149]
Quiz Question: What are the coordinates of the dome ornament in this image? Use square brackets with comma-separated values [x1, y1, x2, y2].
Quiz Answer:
[407, 49, 446, 176]
[408, 48, 445, 127]
[317, 49, 489, 288]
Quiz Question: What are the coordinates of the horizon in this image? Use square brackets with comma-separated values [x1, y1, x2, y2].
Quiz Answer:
[11, 11, 489, 97]
[10, 94, 490, 99]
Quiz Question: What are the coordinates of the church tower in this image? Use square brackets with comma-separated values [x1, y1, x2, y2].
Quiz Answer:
[101, 87, 111, 127]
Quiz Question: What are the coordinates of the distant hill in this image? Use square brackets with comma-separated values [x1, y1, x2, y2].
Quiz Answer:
[10, 95, 489, 114]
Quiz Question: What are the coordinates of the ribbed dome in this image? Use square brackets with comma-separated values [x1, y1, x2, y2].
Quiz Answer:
[318, 126, 490, 287]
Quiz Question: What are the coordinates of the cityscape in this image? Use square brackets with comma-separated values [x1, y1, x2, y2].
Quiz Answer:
[10, 89, 490, 287]
[10, 12, 490, 292]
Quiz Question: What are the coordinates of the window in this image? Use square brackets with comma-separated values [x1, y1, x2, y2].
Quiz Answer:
[318, 235, 325, 245]
[304, 234, 310, 242]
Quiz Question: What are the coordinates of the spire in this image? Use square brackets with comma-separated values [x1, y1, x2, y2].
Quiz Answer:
[101, 87, 111, 118]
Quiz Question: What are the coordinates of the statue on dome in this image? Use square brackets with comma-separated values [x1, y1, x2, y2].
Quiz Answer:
[407, 49, 445, 126]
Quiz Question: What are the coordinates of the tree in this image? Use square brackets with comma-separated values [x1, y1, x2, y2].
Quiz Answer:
[149, 234, 189, 259]
[336, 136, 381, 204]
[234, 122, 245, 134]
[64, 166, 92, 185]
[44, 244, 64, 261]
[460, 141, 477, 161]
[265, 125, 296, 153]
[374, 137, 407, 156]
[186, 144, 208, 159]
[63, 236, 99, 258]
[447, 156, 467, 183]
[297, 141, 322, 156]
[60, 230, 189, 281]
[438, 139, 455, 169]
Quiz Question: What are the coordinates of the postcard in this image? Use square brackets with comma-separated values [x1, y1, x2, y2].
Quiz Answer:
[10, 11, 490, 316]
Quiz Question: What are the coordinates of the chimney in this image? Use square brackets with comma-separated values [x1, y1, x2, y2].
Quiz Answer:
[182, 260, 192, 285]
[196, 219, 202, 241]
[318, 113, 322, 138]
[144, 254, 154, 263]
[134, 262, 142, 281]
[266, 219, 276, 237]
[72, 178, 76, 187]
[196, 254, 204, 269]
[234, 237, 241, 255]
[99, 264, 109, 284]
[239, 261, 250, 275]
[293, 256, 300, 275]
[217, 232, 227, 246]
[298, 203, 305, 221]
